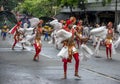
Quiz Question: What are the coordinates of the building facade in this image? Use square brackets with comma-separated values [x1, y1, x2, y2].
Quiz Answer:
[60, 0, 120, 26]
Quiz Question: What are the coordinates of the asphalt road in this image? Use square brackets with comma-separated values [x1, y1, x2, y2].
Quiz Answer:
[0, 35, 120, 84]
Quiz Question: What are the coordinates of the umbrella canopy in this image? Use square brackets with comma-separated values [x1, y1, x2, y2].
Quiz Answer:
[0, 11, 17, 29]
[39, 16, 55, 26]
[39, 16, 54, 23]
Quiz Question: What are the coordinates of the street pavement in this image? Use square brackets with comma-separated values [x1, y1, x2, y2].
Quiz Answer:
[0, 34, 120, 84]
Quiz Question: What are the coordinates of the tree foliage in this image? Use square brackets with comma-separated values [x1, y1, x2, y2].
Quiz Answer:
[61, 0, 78, 7]
[61, 0, 87, 15]
[15, 0, 90, 17]
[15, 0, 61, 17]
[96, 0, 112, 6]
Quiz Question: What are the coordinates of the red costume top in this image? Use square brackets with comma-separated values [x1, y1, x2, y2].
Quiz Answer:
[14, 30, 21, 41]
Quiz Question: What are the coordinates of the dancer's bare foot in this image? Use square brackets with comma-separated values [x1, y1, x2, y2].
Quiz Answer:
[61, 76, 67, 80]
[12, 47, 14, 50]
[74, 74, 81, 78]
[61, 73, 67, 79]
[61, 77, 67, 80]
[74, 72, 81, 79]
[22, 47, 25, 50]
[110, 57, 112, 60]
[33, 58, 39, 62]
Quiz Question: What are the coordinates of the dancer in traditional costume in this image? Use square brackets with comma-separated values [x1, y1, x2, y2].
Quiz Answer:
[33, 21, 43, 61]
[105, 22, 114, 59]
[9, 21, 22, 35]
[64, 17, 76, 29]
[33, 33, 42, 61]
[12, 28, 24, 50]
[75, 20, 83, 49]
[60, 22, 81, 79]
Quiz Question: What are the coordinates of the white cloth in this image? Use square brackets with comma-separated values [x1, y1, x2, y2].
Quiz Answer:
[57, 46, 68, 58]
[117, 24, 120, 34]
[114, 37, 120, 48]
[90, 26, 107, 39]
[56, 29, 72, 44]
[94, 39, 101, 56]
[90, 26, 106, 35]
[112, 43, 117, 55]
[29, 18, 40, 28]
[80, 44, 93, 61]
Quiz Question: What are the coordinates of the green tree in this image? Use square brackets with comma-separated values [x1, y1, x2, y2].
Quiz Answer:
[15, 0, 89, 17]
[61, 0, 78, 16]
[96, 0, 112, 6]
[78, 0, 87, 10]
[15, 0, 60, 17]
[60, 0, 88, 16]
